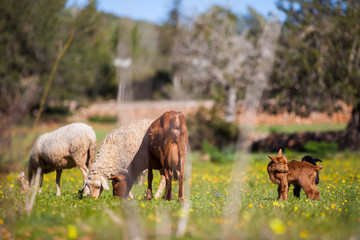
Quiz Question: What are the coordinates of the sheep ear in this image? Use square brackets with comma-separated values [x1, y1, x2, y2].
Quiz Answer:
[277, 149, 282, 156]
[101, 177, 110, 191]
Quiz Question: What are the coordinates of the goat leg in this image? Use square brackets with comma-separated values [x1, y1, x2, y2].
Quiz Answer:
[163, 168, 173, 200]
[146, 168, 154, 200]
[177, 169, 184, 202]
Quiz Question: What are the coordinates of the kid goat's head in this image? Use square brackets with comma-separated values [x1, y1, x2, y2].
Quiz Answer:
[109, 169, 130, 198]
[268, 149, 289, 173]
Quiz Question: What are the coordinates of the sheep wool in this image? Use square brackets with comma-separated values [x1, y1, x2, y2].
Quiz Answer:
[84, 118, 153, 197]
[31, 123, 96, 171]
[23, 122, 97, 196]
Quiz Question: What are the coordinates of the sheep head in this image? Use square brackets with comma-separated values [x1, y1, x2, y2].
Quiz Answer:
[81, 176, 110, 197]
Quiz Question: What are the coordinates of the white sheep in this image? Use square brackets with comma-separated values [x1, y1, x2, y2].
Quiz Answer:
[17, 123, 96, 196]
[81, 118, 165, 198]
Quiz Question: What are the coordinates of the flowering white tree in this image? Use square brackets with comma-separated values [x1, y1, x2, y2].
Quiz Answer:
[171, 6, 280, 122]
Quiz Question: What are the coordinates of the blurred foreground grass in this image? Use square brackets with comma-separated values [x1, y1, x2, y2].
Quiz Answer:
[0, 151, 359, 239]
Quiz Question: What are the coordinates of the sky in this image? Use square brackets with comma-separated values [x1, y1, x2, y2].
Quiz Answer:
[66, 0, 285, 24]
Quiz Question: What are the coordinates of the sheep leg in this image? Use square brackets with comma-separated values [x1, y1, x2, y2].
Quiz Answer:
[38, 171, 44, 194]
[146, 168, 154, 200]
[154, 169, 166, 199]
[163, 168, 173, 200]
[56, 169, 62, 196]
[129, 191, 134, 199]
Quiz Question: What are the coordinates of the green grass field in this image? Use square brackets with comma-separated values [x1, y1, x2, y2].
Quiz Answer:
[0, 124, 359, 239]
[255, 123, 347, 134]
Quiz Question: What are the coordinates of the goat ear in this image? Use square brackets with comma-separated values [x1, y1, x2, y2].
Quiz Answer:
[315, 158, 322, 162]
[277, 149, 282, 156]
[101, 176, 110, 191]
[109, 175, 122, 182]
[268, 154, 277, 162]
[108, 176, 117, 181]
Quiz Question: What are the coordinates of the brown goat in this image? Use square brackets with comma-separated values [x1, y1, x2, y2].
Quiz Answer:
[109, 111, 188, 201]
[267, 149, 323, 200]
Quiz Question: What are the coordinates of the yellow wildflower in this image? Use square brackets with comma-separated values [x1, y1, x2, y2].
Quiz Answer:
[300, 230, 308, 238]
[269, 218, 286, 235]
[67, 225, 77, 239]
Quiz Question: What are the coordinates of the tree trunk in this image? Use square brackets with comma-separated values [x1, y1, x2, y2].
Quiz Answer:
[225, 85, 237, 122]
[172, 73, 183, 100]
[339, 102, 360, 150]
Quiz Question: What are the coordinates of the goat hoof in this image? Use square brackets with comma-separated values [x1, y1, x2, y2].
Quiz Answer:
[146, 193, 152, 200]
[178, 197, 184, 202]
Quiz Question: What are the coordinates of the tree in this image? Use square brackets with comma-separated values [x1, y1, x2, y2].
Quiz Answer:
[158, 0, 182, 56]
[0, 0, 66, 124]
[269, 0, 360, 149]
[171, 6, 256, 121]
[57, 1, 115, 101]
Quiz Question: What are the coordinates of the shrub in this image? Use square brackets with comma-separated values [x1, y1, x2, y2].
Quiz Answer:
[186, 105, 239, 151]
[304, 141, 338, 157]
[202, 141, 235, 163]
[89, 115, 117, 124]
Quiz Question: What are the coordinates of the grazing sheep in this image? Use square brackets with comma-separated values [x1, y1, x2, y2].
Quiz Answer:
[267, 149, 323, 200]
[17, 123, 96, 196]
[81, 118, 166, 198]
[110, 111, 188, 201]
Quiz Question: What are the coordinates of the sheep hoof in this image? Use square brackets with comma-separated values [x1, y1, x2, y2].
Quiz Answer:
[178, 197, 184, 202]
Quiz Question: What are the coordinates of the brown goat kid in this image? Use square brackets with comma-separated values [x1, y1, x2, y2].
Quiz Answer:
[267, 149, 289, 200]
[267, 149, 323, 200]
[110, 111, 188, 201]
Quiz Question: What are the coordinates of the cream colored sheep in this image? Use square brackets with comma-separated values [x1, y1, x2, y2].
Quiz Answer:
[17, 123, 96, 196]
[81, 118, 165, 198]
